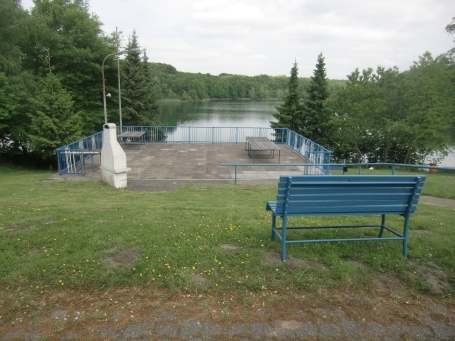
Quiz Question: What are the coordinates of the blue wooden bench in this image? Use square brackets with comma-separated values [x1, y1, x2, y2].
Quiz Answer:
[266, 175, 426, 261]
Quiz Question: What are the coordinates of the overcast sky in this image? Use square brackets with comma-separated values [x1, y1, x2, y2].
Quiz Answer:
[21, 0, 454, 79]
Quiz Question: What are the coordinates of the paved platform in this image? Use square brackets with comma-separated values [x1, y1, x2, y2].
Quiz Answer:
[54, 143, 310, 186]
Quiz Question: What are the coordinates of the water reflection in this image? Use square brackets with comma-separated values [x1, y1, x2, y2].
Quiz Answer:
[158, 100, 280, 127]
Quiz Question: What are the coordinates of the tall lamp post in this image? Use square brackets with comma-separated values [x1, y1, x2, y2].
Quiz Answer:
[102, 47, 143, 124]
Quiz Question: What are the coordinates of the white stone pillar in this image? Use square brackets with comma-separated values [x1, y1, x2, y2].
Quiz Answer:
[100, 123, 131, 188]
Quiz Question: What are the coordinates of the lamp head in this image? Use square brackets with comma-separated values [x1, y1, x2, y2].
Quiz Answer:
[106, 93, 112, 98]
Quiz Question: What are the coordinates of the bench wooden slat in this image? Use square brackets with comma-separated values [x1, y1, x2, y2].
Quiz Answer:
[277, 192, 422, 202]
[266, 175, 426, 261]
[267, 202, 417, 214]
[278, 187, 420, 195]
[274, 199, 421, 209]
[272, 205, 417, 215]
[276, 175, 422, 183]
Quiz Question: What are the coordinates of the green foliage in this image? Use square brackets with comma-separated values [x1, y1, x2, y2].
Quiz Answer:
[141, 52, 161, 124]
[0, 73, 19, 150]
[28, 58, 82, 157]
[121, 31, 160, 125]
[271, 61, 302, 135]
[328, 68, 385, 162]
[446, 17, 455, 38]
[328, 52, 455, 164]
[0, 0, 28, 75]
[148, 62, 321, 101]
[20, 0, 115, 134]
[397, 52, 455, 163]
[300, 53, 330, 145]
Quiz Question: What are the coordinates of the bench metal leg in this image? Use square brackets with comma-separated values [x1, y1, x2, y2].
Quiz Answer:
[271, 214, 277, 240]
[403, 215, 411, 258]
[281, 218, 288, 261]
[378, 214, 386, 237]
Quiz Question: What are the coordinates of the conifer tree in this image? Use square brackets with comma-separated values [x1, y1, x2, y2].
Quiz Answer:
[271, 61, 302, 140]
[121, 31, 147, 125]
[28, 53, 82, 157]
[121, 31, 160, 126]
[300, 53, 330, 145]
[141, 51, 160, 125]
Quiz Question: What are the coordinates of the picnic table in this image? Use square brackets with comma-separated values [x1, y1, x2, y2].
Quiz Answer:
[118, 131, 146, 145]
[245, 136, 280, 163]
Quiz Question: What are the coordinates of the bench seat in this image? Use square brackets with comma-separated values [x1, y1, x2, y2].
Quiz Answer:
[266, 175, 426, 261]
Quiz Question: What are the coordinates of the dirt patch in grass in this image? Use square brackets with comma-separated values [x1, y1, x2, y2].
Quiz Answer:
[107, 247, 139, 267]
[413, 229, 431, 234]
[190, 274, 208, 284]
[263, 252, 324, 268]
[372, 275, 406, 292]
[3, 225, 31, 233]
[103, 246, 118, 254]
[220, 244, 239, 250]
[409, 261, 451, 294]
[344, 260, 365, 268]
[40, 219, 58, 225]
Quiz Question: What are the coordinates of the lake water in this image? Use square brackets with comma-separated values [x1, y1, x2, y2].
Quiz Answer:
[158, 100, 280, 128]
[158, 100, 455, 167]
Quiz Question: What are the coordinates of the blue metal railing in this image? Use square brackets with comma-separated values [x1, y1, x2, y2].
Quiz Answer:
[221, 162, 455, 183]
[56, 131, 103, 175]
[341, 163, 455, 175]
[116, 126, 283, 143]
[55, 126, 331, 175]
[286, 130, 331, 174]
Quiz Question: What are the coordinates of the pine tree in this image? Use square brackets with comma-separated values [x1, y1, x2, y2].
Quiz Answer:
[300, 53, 330, 145]
[28, 53, 82, 157]
[141, 51, 160, 125]
[121, 30, 147, 125]
[271, 61, 302, 140]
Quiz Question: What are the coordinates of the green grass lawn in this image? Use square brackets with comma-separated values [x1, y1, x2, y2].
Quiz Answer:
[0, 165, 454, 300]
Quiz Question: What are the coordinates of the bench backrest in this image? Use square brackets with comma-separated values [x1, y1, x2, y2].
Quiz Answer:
[275, 175, 426, 216]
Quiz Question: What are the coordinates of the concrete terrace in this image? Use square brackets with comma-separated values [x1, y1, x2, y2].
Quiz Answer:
[53, 143, 310, 190]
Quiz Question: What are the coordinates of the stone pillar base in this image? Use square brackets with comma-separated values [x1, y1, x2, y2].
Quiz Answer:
[100, 167, 131, 188]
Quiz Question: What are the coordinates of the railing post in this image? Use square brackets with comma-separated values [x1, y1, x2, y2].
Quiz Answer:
[57, 150, 62, 174]
[234, 165, 237, 184]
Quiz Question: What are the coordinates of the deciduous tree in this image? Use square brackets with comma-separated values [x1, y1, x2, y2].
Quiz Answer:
[397, 52, 455, 164]
[327, 68, 383, 162]
[21, 0, 115, 134]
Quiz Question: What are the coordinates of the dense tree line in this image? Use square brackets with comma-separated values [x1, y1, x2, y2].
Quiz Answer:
[0, 0, 160, 165]
[148, 62, 346, 101]
[274, 49, 455, 164]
